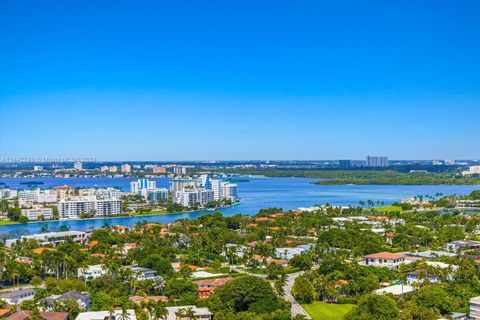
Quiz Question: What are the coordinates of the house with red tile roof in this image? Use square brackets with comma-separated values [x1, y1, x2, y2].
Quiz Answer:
[361, 252, 407, 269]
[6, 311, 68, 320]
[193, 277, 232, 299]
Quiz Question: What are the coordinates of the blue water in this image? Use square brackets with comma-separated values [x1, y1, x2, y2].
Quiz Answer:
[1, 177, 478, 236]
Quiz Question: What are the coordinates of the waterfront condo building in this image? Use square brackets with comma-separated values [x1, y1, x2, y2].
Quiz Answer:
[169, 177, 198, 199]
[18, 189, 58, 204]
[366, 156, 389, 167]
[142, 188, 169, 202]
[211, 179, 239, 201]
[58, 196, 122, 219]
[175, 189, 214, 207]
[131, 179, 156, 194]
[0, 188, 18, 199]
[73, 162, 83, 170]
[21, 207, 54, 221]
[131, 179, 168, 202]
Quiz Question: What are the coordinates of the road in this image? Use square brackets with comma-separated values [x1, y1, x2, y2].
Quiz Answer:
[284, 271, 312, 319]
[231, 266, 311, 319]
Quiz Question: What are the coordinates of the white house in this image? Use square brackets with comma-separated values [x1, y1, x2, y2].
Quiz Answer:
[165, 306, 213, 320]
[0, 289, 36, 305]
[374, 284, 416, 296]
[360, 252, 407, 269]
[78, 265, 108, 280]
[443, 240, 480, 253]
[76, 309, 136, 320]
[5, 231, 88, 248]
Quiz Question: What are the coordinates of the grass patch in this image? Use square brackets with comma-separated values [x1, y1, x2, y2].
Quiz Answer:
[302, 302, 355, 320]
[372, 205, 404, 212]
[129, 210, 168, 216]
[0, 220, 18, 225]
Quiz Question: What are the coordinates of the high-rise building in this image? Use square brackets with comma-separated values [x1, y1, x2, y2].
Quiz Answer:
[100, 165, 109, 172]
[33, 165, 44, 171]
[197, 174, 212, 190]
[338, 160, 351, 169]
[109, 166, 118, 173]
[121, 164, 131, 173]
[366, 156, 389, 167]
[21, 207, 54, 221]
[130, 179, 167, 202]
[152, 165, 166, 174]
[169, 178, 198, 194]
[175, 189, 214, 207]
[131, 179, 156, 194]
[58, 196, 122, 219]
[211, 179, 239, 201]
[74, 162, 83, 170]
[173, 165, 187, 175]
[0, 189, 18, 199]
[18, 189, 58, 204]
[143, 189, 169, 202]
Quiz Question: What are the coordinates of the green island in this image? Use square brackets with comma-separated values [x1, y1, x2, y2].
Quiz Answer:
[222, 168, 480, 185]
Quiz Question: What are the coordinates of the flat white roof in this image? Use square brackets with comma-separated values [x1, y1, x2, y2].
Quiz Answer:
[374, 284, 416, 295]
[76, 309, 136, 320]
[165, 306, 212, 320]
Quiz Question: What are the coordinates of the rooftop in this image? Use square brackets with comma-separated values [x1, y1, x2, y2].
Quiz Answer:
[363, 252, 405, 260]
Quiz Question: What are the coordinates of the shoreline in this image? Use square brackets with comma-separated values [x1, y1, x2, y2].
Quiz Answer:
[0, 202, 241, 227]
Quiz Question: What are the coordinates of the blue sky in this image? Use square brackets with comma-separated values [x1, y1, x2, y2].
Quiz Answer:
[1, 0, 479, 161]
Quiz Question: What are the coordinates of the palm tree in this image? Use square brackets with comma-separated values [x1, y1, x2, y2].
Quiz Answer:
[175, 307, 197, 320]
[153, 301, 168, 320]
[117, 307, 131, 320]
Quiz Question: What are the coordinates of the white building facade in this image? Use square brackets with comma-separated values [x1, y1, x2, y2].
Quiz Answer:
[175, 189, 214, 207]
[21, 207, 54, 221]
[58, 196, 122, 219]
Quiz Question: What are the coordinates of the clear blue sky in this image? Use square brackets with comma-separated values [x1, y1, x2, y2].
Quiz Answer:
[1, 0, 479, 161]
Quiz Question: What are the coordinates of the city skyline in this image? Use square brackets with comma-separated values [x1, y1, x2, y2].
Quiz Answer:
[1, 0, 480, 160]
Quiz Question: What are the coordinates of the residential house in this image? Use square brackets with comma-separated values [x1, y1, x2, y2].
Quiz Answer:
[78, 265, 108, 280]
[76, 309, 136, 320]
[405, 250, 457, 259]
[6, 311, 68, 320]
[275, 244, 314, 260]
[165, 306, 212, 320]
[193, 277, 232, 299]
[374, 284, 416, 295]
[443, 240, 480, 253]
[0, 289, 35, 305]
[40, 291, 90, 311]
[361, 252, 407, 269]
[127, 266, 158, 280]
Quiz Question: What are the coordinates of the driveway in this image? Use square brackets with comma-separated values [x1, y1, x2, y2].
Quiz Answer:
[284, 271, 312, 319]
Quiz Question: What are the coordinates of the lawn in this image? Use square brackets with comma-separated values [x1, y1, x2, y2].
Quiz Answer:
[372, 205, 404, 212]
[0, 220, 18, 225]
[302, 302, 355, 320]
